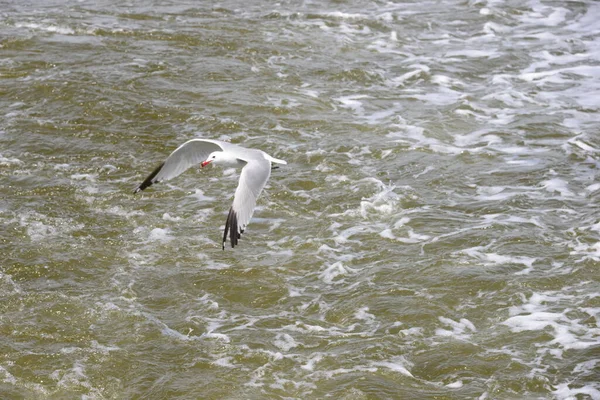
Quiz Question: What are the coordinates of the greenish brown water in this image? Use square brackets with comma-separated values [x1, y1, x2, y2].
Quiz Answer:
[1, 1, 600, 399]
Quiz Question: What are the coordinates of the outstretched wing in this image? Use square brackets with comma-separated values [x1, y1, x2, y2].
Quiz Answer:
[222, 157, 272, 249]
[134, 139, 225, 193]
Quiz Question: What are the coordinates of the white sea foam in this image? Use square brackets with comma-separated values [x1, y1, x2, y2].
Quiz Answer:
[312, 365, 378, 379]
[380, 227, 430, 243]
[354, 306, 375, 322]
[162, 212, 181, 221]
[90, 340, 120, 355]
[553, 383, 600, 400]
[196, 294, 219, 310]
[364, 105, 404, 125]
[0, 272, 22, 295]
[212, 357, 236, 368]
[371, 359, 414, 377]
[15, 22, 75, 35]
[503, 291, 600, 357]
[541, 178, 575, 197]
[51, 360, 107, 399]
[19, 212, 84, 242]
[71, 173, 97, 181]
[388, 65, 429, 87]
[324, 11, 366, 20]
[0, 365, 17, 385]
[147, 227, 172, 242]
[189, 188, 215, 202]
[460, 245, 537, 274]
[0, 154, 23, 165]
[202, 323, 230, 343]
[446, 380, 464, 388]
[334, 94, 369, 114]
[273, 333, 298, 351]
[475, 185, 538, 202]
[319, 261, 352, 284]
[483, 21, 510, 34]
[196, 253, 231, 270]
[105, 206, 145, 219]
[359, 183, 400, 218]
[301, 353, 323, 371]
[435, 317, 477, 341]
[387, 118, 463, 154]
[517, 5, 570, 27]
[569, 241, 600, 262]
[445, 49, 497, 59]
[150, 314, 204, 342]
[411, 87, 463, 107]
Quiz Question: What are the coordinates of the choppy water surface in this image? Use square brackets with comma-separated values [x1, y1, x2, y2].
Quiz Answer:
[1, 0, 599, 398]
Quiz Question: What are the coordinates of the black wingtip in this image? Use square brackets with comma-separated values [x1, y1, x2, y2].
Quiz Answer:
[232, 212, 238, 248]
[223, 207, 232, 250]
[222, 207, 243, 249]
[134, 161, 165, 194]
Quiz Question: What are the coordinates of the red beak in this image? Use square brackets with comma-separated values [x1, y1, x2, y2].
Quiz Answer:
[201, 160, 211, 168]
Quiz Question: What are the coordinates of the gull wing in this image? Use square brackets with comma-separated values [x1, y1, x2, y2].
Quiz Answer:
[134, 139, 225, 193]
[222, 157, 272, 249]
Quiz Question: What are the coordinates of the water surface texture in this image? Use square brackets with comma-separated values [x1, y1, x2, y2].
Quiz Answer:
[1, 0, 599, 398]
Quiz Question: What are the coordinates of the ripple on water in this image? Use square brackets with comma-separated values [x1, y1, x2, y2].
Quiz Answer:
[1, 0, 600, 398]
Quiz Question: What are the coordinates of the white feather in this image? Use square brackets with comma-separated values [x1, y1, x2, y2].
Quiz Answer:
[134, 138, 286, 249]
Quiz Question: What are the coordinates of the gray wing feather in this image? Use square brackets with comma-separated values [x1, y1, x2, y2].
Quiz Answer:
[223, 157, 271, 248]
[135, 139, 279, 249]
[134, 139, 225, 192]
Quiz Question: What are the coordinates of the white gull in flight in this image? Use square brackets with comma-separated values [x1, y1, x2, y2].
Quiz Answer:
[134, 139, 287, 249]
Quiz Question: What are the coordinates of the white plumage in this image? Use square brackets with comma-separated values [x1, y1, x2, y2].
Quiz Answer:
[134, 138, 286, 249]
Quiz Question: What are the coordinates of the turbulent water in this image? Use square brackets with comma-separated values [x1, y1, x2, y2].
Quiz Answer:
[1, 0, 599, 398]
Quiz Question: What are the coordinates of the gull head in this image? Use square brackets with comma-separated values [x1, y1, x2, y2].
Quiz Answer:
[201, 151, 240, 168]
[201, 151, 220, 168]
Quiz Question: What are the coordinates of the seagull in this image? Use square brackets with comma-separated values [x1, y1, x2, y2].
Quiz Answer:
[134, 138, 287, 249]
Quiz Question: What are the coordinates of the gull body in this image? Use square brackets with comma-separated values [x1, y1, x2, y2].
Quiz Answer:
[134, 138, 286, 249]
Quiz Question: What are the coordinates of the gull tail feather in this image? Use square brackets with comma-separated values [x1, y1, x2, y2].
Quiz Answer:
[266, 155, 287, 165]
